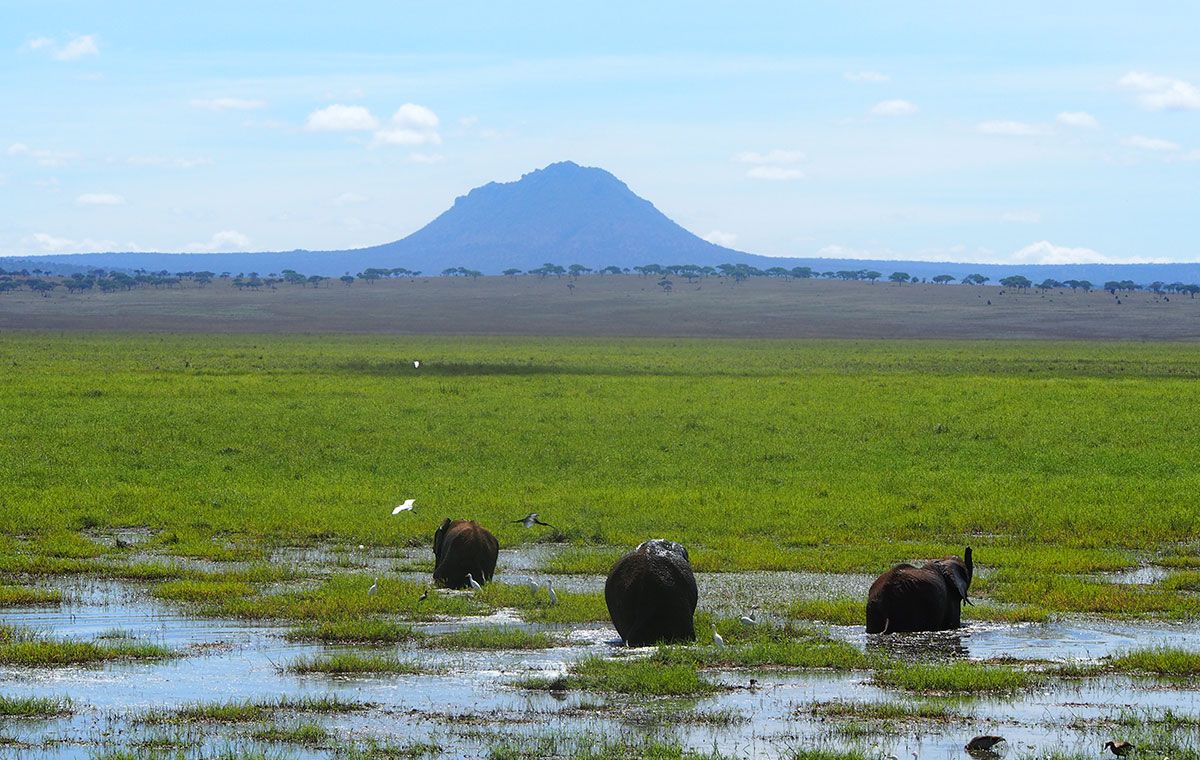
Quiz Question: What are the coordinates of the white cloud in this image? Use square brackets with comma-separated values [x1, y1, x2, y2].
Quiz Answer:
[736, 149, 805, 164]
[305, 104, 379, 132]
[870, 99, 918, 117]
[703, 230, 738, 247]
[191, 97, 266, 111]
[1001, 210, 1041, 224]
[408, 152, 444, 164]
[1010, 241, 1112, 265]
[844, 70, 890, 83]
[1123, 135, 1180, 152]
[332, 192, 368, 206]
[6, 142, 74, 166]
[26, 34, 99, 61]
[76, 193, 125, 206]
[373, 103, 442, 146]
[23, 232, 116, 253]
[1118, 71, 1200, 111]
[976, 120, 1050, 136]
[746, 166, 804, 181]
[459, 115, 479, 128]
[1056, 111, 1099, 129]
[185, 230, 251, 252]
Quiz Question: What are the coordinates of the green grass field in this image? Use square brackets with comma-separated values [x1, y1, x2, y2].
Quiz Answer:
[1, 332, 1198, 619]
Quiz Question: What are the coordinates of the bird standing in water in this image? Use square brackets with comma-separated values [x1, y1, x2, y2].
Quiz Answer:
[1104, 740, 1134, 757]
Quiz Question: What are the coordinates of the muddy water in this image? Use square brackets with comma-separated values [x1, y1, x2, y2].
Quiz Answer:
[1, 569, 1199, 759]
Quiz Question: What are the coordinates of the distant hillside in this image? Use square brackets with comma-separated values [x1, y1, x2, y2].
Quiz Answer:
[8, 160, 1200, 284]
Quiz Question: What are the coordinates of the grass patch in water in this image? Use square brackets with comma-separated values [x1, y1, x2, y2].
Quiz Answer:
[139, 694, 366, 724]
[803, 699, 965, 721]
[0, 585, 62, 607]
[988, 570, 1200, 618]
[784, 598, 862, 626]
[656, 622, 867, 669]
[341, 739, 443, 759]
[152, 578, 256, 604]
[0, 695, 71, 717]
[872, 661, 1037, 693]
[519, 656, 718, 697]
[426, 626, 557, 650]
[0, 627, 173, 667]
[250, 721, 329, 745]
[1161, 570, 1200, 591]
[1109, 647, 1200, 676]
[284, 619, 419, 643]
[289, 652, 423, 675]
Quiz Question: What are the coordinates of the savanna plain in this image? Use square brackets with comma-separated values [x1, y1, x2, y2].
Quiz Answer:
[2, 329, 1200, 759]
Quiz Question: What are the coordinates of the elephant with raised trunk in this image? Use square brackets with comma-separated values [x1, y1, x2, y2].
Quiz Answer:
[865, 547, 973, 634]
[432, 519, 499, 589]
[605, 539, 698, 646]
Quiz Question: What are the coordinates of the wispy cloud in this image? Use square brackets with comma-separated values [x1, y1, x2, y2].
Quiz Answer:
[23, 232, 116, 253]
[25, 34, 99, 61]
[191, 97, 266, 111]
[737, 149, 805, 180]
[373, 103, 442, 146]
[305, 104, 379, 131]
[1118, 71, 1200, 111]
[736, 149, 805, 164]
[1009, 240, 1130, 265]
[870, 99, 918, 116]
[332, 192, 368, 206]
[6, 142, 74, 167]
[76, 193, 125, 206]
[126, 155, 212, 169]
[1123, 135, 1180, 152]
[408, 152, 444, 164]
[1056, 111, 1099, 129]
[185, 230, 251, 252]
[844, 70, 889, 84]
[703, 230, 738, 246]
[1001, 210, 1041, 224]
[976, 120, 1050, 136]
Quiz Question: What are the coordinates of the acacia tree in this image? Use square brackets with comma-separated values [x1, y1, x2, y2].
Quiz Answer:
[888, 272, 911, 284]
[932, 274, 955, 284]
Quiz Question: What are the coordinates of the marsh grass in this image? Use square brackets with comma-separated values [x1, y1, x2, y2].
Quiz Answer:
[284, 620, 419, 643]
[341, 739, 443, 759]
[987, 570, 1200, 618]
[0, 695, 71, 717]
[657, 622, 867, 670]
[803, 699, 966, 722]
[152, 579, 256, 604]
[138, 695, 366, 724]
[1109, 647, 1200, 676]
[426, 626, 557, 650]
[250, 722, 329, 745]
[0, 585, 62, 607]
[0, 627, 173, 667]
[520, 656, 718, 697]
[872, 661, 1038, 693]
[288, 652, 424, 675]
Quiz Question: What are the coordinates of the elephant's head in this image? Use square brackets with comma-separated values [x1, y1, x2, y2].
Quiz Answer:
[637, 538, 690, 563]
[931, 546, 973, 604]
[432, 518, 452, 562]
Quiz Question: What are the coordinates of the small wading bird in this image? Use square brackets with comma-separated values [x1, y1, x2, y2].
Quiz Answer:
[512, 512, 556, 529]
[547, 579, 558, 606]
[711, 624, 725, 648]
[392, 499, 415, 515]
[466, 573, 483, 592]
[413, 360, 421, 368]
[1104, 740, 1134, 757]
[417, 587, 429, 603]
[368, 577, 378, 596]
[965, 736, 1006, 753]
[525, 577, 540, 596]
[739, 612, 758, 626]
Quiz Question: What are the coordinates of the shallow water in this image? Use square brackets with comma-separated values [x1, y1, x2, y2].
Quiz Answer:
[1, 572, 1199, 759]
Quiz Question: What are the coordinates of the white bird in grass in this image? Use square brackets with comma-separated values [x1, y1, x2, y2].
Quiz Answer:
[712, 624, 725, 648]
[739, 612, 758, 626]
[547, 580, 558, 606]
[392, 499, 415, 515]
[466, 573, 483, 592]
[368, 577, 378, 596]
[413, 360, 421, 368]
[525, 577, 541, 596]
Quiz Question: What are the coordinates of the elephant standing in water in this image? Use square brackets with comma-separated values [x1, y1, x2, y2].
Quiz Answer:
[605, 539, 698, 646]
[432, 519, 499, 589]
[865, 547, 973, 634]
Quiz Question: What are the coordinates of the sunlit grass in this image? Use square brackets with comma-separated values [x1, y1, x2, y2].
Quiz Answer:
[284, 619, 419, 643]
[426, 626, 558, 650]
[519, 656, 718, 696]
[0, 626, 173, 667]
[0, 585, 62, 607]
[0, 695, 71, 717]
[138, 695, 366, 724]
[872, 661, 1038, 693]
[288, 652, 423, 675]
[1109, 647, 1200, 676]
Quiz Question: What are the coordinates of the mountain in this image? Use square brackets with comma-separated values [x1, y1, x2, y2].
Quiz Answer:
[8, 160, 1200, 284]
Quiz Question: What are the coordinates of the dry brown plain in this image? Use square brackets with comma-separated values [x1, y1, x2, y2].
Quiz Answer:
[1, 275, 1197, 339]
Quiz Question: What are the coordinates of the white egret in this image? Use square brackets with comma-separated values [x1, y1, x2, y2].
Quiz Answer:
[712, 623, 725, 648]
[511, 512, 556, 529]
[367, 577, 378, 596]
[547, 579, 558, 606]
[739, 613, 758, 626]
[392, 499, 415, 515]
[466, 573, 483, 592]
[525, 577, 541, 596]
[413, 360, 421, 368]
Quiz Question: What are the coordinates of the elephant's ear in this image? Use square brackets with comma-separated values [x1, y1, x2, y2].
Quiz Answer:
[936, 560, 970, 601]
[433, 518, 451, 559]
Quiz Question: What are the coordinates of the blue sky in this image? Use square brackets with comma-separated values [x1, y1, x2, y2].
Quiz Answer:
[3, 1, 1198, 263]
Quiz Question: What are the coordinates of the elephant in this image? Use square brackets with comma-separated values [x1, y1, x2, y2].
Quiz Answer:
[865, 547, 973, 634]
[605, 539, 698, 646]
[432, 518, 499, 589]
